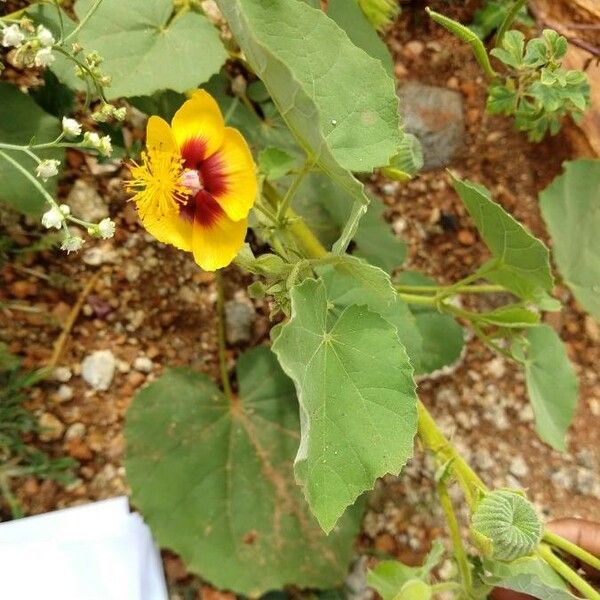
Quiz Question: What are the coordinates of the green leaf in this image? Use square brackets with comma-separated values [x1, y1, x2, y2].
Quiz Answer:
[367, 540, 444, 600]
[479, 306, 540, 328]
[481, 555, 578, 599]
[258, 147, 299, 180]
[522, 325, 578, 451]
[539, 159, 600, 321]
[217, 0, 400, 173]
[0, 82, 63, 216]
[125, 347, 361, 595]
[37, 0, 227, 99]
[326, 0, 394, 75]
[294, 172, 407, 271]
[491, 30, 525, 69]
[413, 312, 464, 375]
[451, 175, 554, 300]
[128, 90, 187, 122]
[395, 272, 465, 375]
[315, 256, 423, 368]
[216, 0, 403, 252]
[272, 278, 418, 532]
[381, 133, 424, 180]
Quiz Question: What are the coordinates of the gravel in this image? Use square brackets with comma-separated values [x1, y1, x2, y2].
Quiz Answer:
[81, 350, 116, 391]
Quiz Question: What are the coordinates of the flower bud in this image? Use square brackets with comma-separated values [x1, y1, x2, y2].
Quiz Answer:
[41, 206, 64, 230]
[62, 117, 82, 138]
[36, 25, 55, 47]
[1, 24, 25, 48]
[36, 159, 60, 181]
[97, 218, 116, 239]
[34, 47, 55, 67]
[61, 235, 85, 254]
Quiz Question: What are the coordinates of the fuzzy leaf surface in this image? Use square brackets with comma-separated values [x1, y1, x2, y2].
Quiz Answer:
[272, 278, 417, 532]
[125, 347, 361, 595]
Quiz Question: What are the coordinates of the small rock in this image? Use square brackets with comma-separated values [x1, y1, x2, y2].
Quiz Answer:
[9, 280, 37, 299]
[133, 356, 153, 373]
[66, 180, 108, 222]
[65, 422, 86, 441]
[225, 300, 256, 344]
[81, 349, 116, 391]
[38, 412, 65, 442]
[457, 229, 475, 246]
[397, 82, 465, 170]
[486, 357, 507, 379]
[551, 467, 576, 491]
[125, 263, 141, 283]
[127, 370, 146, 388]
[518, 403, 535, 423]
[392, 217, 407, 234]
[576, 468, 596, 495]
[404, 40, 425, 57]
[67, 438, 93, 461]
[56, 384, 73, 403]
[53, 366, 72, 382]
[576, 448, 595, 469]
[509, 455, 529, 479]
[474, 449, 495, 472]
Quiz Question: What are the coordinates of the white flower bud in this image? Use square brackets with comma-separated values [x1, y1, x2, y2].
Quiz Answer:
[83, 131, 101, 147]
[99, 135, 112, 157]
[36, 159, 60, 181]
[58, 204, 71, 216]
[62, 117, 82, 138]
[36, 25, 55, 47]
[2, 24, 25, 48]
[34, 47, 55, 67]
[113, 107, 126, 121]
[97, 218, 116, 239]
[41, 206, 64, 230]
[61, 235, 84, 254]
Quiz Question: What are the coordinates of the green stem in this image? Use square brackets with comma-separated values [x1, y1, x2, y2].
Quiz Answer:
[395, 283, 506, 296]
[215, 271, 234, 402]
[277, 159, 312, 222]
[538, 544, 600, 600]
[397, 293, 438, 306]
[0, 149, 57, 209]
[63, 0, 104, 43]
[544, 530, 600, 573]
[431, 581, 463, 594]
[496, 0, 527, 47]
[417, 401, 486, 509]
[437, 479, 473, 594]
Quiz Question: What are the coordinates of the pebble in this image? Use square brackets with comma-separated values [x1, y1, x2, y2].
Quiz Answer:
[9, 280, 37, 299]
[81, 350, 116, 391]
[67, 439, 93, 461]
[56, 384, 74, 403]
[518, 403, 535, 423]
[53, 366, 72, 382]
[509, 455, 529, 479]
[404, 40, 425, 57]
[38, 412, 65, 442]
[584, 316, 600, 342]
[397, 82, 464, 170]
[457, 229, 476, 246]
[133, 356, 153, 373]
[486, 357, 506, 379]
[225, 299, 256, 344]
[66, 180, 108, 222]
[65, 422, 86, 441]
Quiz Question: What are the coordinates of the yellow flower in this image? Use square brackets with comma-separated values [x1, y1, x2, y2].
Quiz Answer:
[126, 90, 257, 271]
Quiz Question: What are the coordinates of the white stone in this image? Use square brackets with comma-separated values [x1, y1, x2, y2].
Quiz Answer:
[81, 350, 116, 391]
[56, 384, 73, 403]
[133, 356, 153, 373]
[53, 366, 72, 382]
[509, 455, 529, 479]
[65, 422, 86, 441]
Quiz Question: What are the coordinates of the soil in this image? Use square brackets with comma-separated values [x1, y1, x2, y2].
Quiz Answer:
[1, 0, 599, 596]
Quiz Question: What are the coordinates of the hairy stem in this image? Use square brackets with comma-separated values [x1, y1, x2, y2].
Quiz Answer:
[215, 271, 234, 402]
[544, 530, 600, 573]
[538, 544, 600, 600]
[437, 479, 473, 594]
[496, 0, 527, 46]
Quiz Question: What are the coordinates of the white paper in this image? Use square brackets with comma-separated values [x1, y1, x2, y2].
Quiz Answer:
[0, 496, 168, 600]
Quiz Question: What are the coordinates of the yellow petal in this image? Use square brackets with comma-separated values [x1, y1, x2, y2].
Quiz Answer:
[203, 127, 257, 222]
[171, 90, 225, 158]
[139, 207, 193, 252]
[192, 210, 247, 272]
[146, 115, 178, 155]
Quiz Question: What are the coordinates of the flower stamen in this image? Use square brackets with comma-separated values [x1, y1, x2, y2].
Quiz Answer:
[126, 147, 190, 221]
